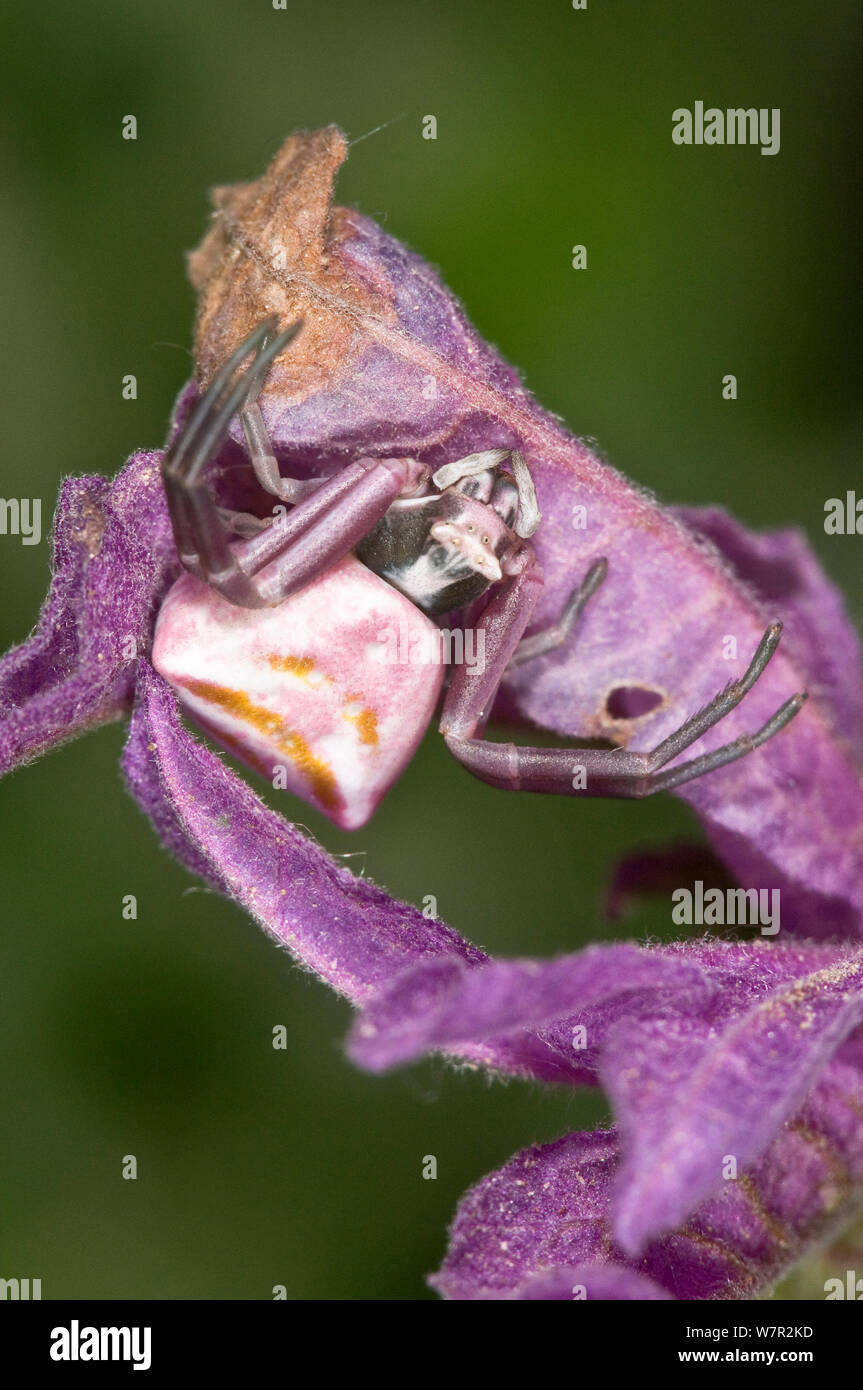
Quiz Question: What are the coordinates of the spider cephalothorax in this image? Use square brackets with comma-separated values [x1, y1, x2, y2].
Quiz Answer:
[356, 457, 534, 616]
[152, 319, 805, 830]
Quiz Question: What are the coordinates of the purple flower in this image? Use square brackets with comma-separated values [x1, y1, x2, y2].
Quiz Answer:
[2, 127, 863, 1299]
[347, 939, 863, 1299]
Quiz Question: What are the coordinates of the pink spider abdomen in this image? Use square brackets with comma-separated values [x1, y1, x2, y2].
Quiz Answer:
[152, 555, 446, 829]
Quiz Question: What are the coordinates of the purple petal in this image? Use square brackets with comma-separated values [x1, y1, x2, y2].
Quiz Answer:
[0, 451, 174, 775]
[673, 506, 863, 750]
[607, 947, 863, 1253]
[433, 1060, 863, 1299]
[348, 945, 710, 1078]
[431, 1131, 620, 1301]
[122, 662, 486, 1004]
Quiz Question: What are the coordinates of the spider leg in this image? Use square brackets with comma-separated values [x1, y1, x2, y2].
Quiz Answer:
[215, 506, 273, 539]
[233, 451, 431, 605]
[240, 400, 323, 505]
[161, 317, 302, 605]
[217, 399, 336, 538]
[441, 543, 545, 740]
[508, 558, 608, 668]
[442, 558, 806, 795]
[163, 320, 437, 606]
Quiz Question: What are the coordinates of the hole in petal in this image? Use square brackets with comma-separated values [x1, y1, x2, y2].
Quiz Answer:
[605, 685, 665, 720]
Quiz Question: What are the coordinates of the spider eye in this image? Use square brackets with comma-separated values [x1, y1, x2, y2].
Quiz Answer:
[466, 524, 474, 532]
[482, 535, 489, 545]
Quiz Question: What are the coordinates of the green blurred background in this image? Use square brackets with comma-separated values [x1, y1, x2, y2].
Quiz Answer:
[1, 0, 861, 1299]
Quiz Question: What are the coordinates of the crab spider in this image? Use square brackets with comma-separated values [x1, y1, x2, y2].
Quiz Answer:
[153, 318, 806, 830]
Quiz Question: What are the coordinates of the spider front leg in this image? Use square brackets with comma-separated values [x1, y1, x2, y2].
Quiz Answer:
[162, 317, 302, 606]
[233, 451, 430, 607]
[442, 557, 807, 797]
[163, 319, 430, 608]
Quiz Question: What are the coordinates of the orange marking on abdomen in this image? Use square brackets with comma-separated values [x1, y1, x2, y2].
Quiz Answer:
[180, 677, 341, 811]
[267, 653, 334, 687]
[342, 692, 379, 746]
[267, 654, 315, 677]
[352, 708, 379, 745]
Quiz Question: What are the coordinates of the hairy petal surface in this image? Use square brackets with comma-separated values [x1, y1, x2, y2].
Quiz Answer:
[673, 506, 863, 752]
[0, 452, 174, 775]
[348, 945, 711, 1079]
[607, 950, 863, 1253]
[433, 1061, 863, 1299]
